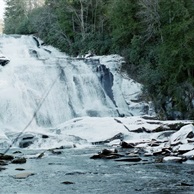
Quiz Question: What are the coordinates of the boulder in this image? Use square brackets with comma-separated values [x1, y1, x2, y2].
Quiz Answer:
[0, 154, 14, 161]
[11, 157, 26, 164]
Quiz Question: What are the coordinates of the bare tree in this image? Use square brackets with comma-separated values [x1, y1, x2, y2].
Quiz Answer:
[138, 0, 163, 43]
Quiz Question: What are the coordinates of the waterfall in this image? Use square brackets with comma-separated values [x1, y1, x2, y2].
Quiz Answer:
[0, 35, 148, 148]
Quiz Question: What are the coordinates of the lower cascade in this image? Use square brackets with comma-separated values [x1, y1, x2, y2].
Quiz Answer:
[0, 35, 151, 149]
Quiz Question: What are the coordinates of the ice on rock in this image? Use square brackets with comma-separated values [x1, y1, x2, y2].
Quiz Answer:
[170, 124, 194, 145]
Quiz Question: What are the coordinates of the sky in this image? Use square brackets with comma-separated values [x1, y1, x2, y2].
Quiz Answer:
[0, 0, 5, 20]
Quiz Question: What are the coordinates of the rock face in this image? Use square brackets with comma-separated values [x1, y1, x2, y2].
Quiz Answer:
[96, 65, 115, 106]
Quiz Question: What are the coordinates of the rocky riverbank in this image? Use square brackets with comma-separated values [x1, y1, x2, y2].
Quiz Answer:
[90, 122, 194, 165]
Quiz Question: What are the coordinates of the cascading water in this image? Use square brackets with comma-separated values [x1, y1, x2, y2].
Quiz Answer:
[0, 35, 148, 148]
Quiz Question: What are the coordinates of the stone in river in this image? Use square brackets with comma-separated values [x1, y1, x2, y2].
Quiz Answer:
[162, 156, 183, 163]
[11, 157, 27, 164]
[14, 172, 35, 179]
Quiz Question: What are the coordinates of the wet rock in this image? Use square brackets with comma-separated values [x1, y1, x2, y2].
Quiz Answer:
[188, 138, 194, 143]
[153, 126, 169, 132]
[65, 171, 86, 175]
[15, 168, 25, 171]
[180, 182, 193, 186]
[101, 149, 118, 155]
[120, 141, 135, 148]
[19, 134, 35, 148]
[187, 132, 194, 139]
[48, 162, 63, 165]
[90, 149, 122, 159]
[42, 134, 49, 139]
[11, 157, 26, 164]
[141, 115, 158, 120]
[14, 172, 35, 179]
[0, 154, 14, 161]
[108, 133, 124, 142]
[103, 154, 121, 159]
[61, 181, 74, 185]
[92, 133, 124, 145]
[115, 157, 142, 162]
[132, 127, 147, 133]
[51, 150, 62, 155]
[13, 151, 22, 154]
[0, 160, 9, 165]
[90, 154, 103, 159]
[37, 152, 45, 159]
[52, 144, 76, 149]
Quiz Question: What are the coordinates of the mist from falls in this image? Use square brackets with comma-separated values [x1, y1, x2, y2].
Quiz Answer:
[0, 35, 144, 134]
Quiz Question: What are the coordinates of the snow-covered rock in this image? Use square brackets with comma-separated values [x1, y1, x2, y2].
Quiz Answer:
[170, 124, 194, 145]
[163, 156, 183, 163]
[183, 150, 194, 157]
[178, 144, 194, 153]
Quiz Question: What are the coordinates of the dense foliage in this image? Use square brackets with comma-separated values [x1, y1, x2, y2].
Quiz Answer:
[3, 0, 194, 119]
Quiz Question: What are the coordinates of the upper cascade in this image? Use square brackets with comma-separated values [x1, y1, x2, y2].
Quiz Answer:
[0, 35, 152, 132]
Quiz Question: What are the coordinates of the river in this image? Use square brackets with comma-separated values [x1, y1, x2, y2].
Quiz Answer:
[0, 147, 194, 194]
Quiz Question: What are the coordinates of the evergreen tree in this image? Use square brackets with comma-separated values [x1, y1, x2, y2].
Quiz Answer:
[4, 0, 28, 33]
[139, 0, 194, 119]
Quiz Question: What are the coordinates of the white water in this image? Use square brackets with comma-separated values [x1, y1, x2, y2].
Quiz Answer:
[0, 35, 150, 149]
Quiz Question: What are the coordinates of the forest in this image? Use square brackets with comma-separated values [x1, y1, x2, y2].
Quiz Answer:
[3, 0, 194, 120]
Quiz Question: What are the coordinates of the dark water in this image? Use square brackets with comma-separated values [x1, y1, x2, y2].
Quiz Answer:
[0, 147, 194, 194]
